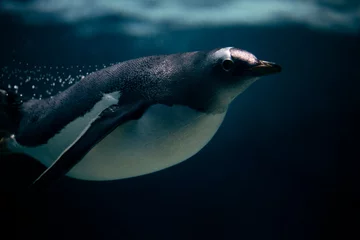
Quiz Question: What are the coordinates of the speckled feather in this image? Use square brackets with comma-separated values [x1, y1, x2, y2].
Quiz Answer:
[15, 51, 214, 147]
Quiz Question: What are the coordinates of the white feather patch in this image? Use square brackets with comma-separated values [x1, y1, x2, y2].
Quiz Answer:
[8, 91, 121, 166]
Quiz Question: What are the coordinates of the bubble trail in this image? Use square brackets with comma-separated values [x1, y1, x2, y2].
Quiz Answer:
[0, 60, 119, 100]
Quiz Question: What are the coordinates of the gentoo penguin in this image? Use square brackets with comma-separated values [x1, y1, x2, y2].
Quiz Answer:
[0, 47, 281, 190]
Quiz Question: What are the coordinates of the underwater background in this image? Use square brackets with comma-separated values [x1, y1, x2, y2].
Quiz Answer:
[0, 0, 359, 239]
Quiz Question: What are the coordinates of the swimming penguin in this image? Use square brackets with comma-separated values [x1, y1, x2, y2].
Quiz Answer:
[0, 47, 281, 190]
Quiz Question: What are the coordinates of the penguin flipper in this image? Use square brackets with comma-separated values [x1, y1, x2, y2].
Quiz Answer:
[28, 99, 151, 192]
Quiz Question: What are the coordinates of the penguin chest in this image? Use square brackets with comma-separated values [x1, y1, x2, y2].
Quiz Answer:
[67, 104, 227, 180]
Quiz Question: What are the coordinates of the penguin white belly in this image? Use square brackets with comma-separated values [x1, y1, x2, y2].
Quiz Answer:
[67, 104, 226, 180]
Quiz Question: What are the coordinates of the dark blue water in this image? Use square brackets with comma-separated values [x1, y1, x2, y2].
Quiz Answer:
[0, 1, 359, 239]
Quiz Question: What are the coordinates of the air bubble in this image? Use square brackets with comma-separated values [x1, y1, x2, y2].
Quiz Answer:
[1, 61, 113, 100]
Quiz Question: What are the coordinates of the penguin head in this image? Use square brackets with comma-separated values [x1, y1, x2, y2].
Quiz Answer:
[197, 47, 281, 112]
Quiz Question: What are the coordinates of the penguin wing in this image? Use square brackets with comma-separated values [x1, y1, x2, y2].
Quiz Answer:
[29, 99, 151, 191]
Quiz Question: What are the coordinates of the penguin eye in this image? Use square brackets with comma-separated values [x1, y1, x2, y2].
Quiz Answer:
[221, 59, 234, 72]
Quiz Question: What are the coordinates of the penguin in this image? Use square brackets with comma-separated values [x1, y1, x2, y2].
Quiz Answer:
[0, 47, 281, 190]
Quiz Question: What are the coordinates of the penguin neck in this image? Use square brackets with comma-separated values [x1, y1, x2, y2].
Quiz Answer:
[215, 77, 259, 111]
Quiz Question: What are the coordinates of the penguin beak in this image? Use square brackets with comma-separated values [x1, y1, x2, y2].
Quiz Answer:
[249, 60, 282, 76]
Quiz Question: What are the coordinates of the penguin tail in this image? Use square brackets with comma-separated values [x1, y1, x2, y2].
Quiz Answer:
[0, 88, 22, 155]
